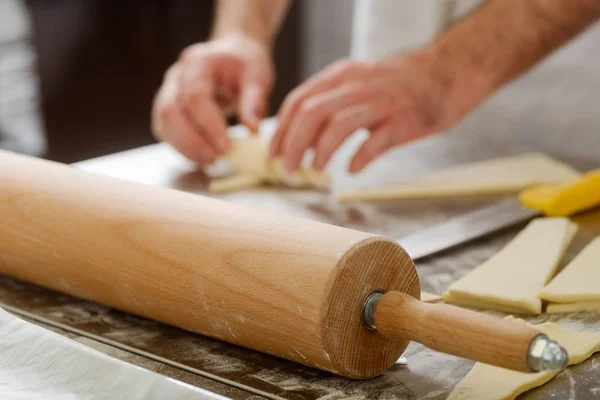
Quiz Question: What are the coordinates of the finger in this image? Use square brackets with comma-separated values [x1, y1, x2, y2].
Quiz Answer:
[159, 104, 217, 165]
[281, 83, 372, 172]
[349, 121, 398, 173]
[179, 64, 230, 153]
[215, 86, 237, 118]
[151, 65, 181, 139]
[312, 103, 386, 171]
[270, 60, 362, 157]
[239, 80, 268, 133]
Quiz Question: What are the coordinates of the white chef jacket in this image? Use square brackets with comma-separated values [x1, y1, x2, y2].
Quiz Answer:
[350, 0, 600, 162]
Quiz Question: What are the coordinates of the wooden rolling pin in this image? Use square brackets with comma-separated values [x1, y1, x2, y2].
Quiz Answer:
[0, 150, 567, 379]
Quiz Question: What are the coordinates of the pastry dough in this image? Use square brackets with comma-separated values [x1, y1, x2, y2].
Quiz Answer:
[337, 153, 580, 203]
[546, 300, 600, 314]
[420, 291, 443, 303]
[444, 218, 578, 314]
[448, 316, 600, 400]
[209, 136, 330, 193]
[539, 237, 600, 313]
[538, 237, 600, 303]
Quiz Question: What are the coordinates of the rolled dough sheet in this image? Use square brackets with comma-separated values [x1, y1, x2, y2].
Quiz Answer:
[209, 135, 330, 193]
[447, 316, 600, 400]
[0, 307, 226, 400]
[420, 291, 443, 303]
[538, 237, 600, 304]
[337, 152, 580, 203]
[546, 300, 600, 314]
[444, 217, 578, 314]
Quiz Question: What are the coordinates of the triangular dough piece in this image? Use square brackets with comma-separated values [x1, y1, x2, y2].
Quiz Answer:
[444, 218, 578, 314]
[448, 316, 600, 400]
[337, 153, 579, 203]
[209, 136, 330, 193]
[538, 237, 600, 304]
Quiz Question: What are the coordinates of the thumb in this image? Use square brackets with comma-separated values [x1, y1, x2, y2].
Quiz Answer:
[239, 75, 270, 133]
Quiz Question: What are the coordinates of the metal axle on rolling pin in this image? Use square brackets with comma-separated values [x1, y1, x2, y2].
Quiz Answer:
[0, 150, 567, 379]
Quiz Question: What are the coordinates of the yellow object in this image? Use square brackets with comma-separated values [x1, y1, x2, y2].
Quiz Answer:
[518, 168, 600, 216]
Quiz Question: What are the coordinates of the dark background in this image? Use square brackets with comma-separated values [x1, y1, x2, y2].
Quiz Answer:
[27, 0, 302, 163]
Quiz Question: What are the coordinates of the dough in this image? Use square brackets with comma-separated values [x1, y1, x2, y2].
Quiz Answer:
[420, 291, 443, 303]
[444, 218, 578, 314]
[447, 316, 600, 400]
[208, 174, 263, 194]
[546, 300, 600, 314]
[0, 307, 222, 400]
[209, 136, 330, 193]
[538, 237, 600, 304]
[337, 152, 580, 203]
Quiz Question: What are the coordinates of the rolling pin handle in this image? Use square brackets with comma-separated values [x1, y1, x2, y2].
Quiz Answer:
[362, 290, 569, 372]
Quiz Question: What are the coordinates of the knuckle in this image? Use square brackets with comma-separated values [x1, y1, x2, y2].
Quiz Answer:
[318, 132, 337, 153]
[180, 87, 206, 106]
[332, 59, 359, 75]
[155, 102, 177, 122]
[285, 88, 303, 107]
[330, 111, 350, 127]
[163, 64, 180, 82]
[298, 100, 321, 118]
[176, 90, 191, 107]
[179, 43, 202, 61]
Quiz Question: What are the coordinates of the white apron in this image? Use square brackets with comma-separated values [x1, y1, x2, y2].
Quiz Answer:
[350, 0, 600, 163]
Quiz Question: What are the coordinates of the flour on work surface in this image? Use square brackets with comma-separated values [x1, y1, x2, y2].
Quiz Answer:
[0, 307, 225, 399]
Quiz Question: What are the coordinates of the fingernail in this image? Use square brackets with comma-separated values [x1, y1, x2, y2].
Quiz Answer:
[269, 140, 279, 157]
[284, 160, 296, 173]
[219, 137, 230, 153]
[202, 149, 216, 163]
[312, 158, 323, 171]
[269, 146, 278, 157]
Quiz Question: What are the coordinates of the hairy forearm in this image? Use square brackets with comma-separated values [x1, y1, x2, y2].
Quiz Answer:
[426, 0, 600, 127]
[211, 0, 291, 47]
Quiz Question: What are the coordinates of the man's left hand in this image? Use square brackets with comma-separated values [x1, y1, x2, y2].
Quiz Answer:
[269, 52, 452, 173]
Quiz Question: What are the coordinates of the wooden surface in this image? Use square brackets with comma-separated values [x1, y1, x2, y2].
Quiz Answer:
[1, 119, 599, 399]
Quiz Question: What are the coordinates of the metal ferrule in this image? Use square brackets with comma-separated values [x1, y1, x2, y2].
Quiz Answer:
[361, 290, 385, 330]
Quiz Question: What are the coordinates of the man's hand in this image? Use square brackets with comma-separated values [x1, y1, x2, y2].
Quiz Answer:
[151, 34, 273, 165]
[270, 53, 450, 173]
[271, 0, 600, 174]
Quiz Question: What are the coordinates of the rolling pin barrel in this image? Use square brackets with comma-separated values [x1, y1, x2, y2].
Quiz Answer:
[0, 150, 567, 379]
[0, 150, 418, 378]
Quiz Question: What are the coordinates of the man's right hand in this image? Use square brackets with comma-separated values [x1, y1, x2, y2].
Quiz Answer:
[151, 34, 274, 165]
